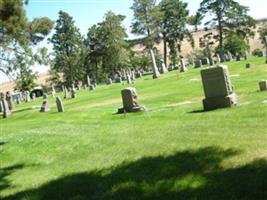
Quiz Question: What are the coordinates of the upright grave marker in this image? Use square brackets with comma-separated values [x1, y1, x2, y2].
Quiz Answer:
[201, 65, 237, 110]
[118, 87, 145, 113]
[259, 80, 267, 91]
[56, 96, 64, 112]
[2, 99, 12, 118]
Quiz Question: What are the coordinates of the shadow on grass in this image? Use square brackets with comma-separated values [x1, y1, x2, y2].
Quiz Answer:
[0, 164, 25, 193]
[2, 146, 267, 200]
[13, 107, 32, 114]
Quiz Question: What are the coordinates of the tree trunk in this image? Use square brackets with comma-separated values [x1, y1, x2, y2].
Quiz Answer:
[218, 15, 224, 58]
[163, 32, 167, 67]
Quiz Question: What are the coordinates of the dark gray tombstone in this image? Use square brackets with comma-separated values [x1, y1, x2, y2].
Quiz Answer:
[106, 78, 113, 85]
[25, 91, 31, 102]
[43, 93, 48, 100]
[40, 100, 50, 112]
[236, 55, 241, 61]
[194, 60, 202, 68]
[201, 65, 237, 111]
[56, 96, 64, 112]
[71, 84, 76, 98]
[259, 80, 267, 91]
[32, 93, 36, 101]
[118, 87, 145, 113]
[2, 99, 12, 118]
[245, 63, 251, 68]
[201, 58, 210, 65]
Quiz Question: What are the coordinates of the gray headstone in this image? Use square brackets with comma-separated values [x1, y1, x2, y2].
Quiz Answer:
[63, 86, 68, 99]
[51, 84, 56, 97]
[259, 80, 267, 91]
[56, 96, 64, 112]
[106, 78, 113, 85]
[201, 65, 237, 110]
[236, 55, 241, 61]
[194, 60, 202, 68]
[126, 74, 132, 84]
[150, 49, 160, 79]
[5, 92, 14, 111]
[118, 87, 144, 113]
[201, 58, 210, 65]
[71, 84, 76, 98]
[180, 59, 187, 72]
[32, 93, 36, 101]
[2, 99, 12, 118]
[40, 100, 50, 112]
[161, 61, 168, 73]
[25, 91, 31, 102]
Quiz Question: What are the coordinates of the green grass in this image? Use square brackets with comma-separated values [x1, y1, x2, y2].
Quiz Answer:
[1, 57, 267, 200]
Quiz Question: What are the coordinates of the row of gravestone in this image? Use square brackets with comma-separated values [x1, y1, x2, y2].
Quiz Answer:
[118, 65, 267, 113]
[2, 65, 267, 118]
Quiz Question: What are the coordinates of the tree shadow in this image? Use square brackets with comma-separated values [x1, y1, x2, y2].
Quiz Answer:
[2, 146, 267, 200]
[0, 164, 25, 193]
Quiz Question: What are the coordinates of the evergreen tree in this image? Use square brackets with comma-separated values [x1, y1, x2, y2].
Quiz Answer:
[50, 11, 83, 86]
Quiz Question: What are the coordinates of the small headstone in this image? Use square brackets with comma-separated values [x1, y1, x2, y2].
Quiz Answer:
[40, 100, 50, 112]
[71, 84, 76, 98]
[25, 91, 31, 102]
[135, 71, 142, 78]
[201, 65, 237, 111]
[259, 80, 267, 91]
[16, 95, 21, 104]
[87, 75, 91, 87]
[89, 85, 95, 90]
[236, 55, 241, 61]
[5, 92, 14, 111]
[245, 63, 251, 68]
[118, 87, 145, 113]
[216, 55, 221, 63]
[2, 99, 12, 118]
[32, 93, 36, 101]
[106, 78, 113, 85]
[168, 64, 174, 71]
[116, 77, 122, 83]
[161, 61, 168, 73]
[201, 58, 210, 65]
[63, 86, 68, 99]
[56, 96, 64, 112]
[180, 59, 187, 72]
[194, 60, 202, 68]
[126, 74, 132, 84]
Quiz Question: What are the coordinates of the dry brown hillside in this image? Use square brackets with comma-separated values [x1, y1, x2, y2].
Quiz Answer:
[1, 20, 266, 93]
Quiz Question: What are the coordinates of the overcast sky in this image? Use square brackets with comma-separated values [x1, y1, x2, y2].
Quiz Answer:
[1, 0, 267, 83]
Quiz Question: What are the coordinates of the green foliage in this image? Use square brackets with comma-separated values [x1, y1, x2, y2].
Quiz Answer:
[131, 0, 162, 48]
[159, 0, 193, 66]
[50, 11, 83, 86]
[199, 0, 255, 55]
[14, 54, 37, 91]
[187, 12, 204, 32]
[224, 32, 248, 56]
[258, 25, 267, 46]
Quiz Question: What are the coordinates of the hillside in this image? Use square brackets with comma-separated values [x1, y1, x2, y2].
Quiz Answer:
[1, 57, 267, 199]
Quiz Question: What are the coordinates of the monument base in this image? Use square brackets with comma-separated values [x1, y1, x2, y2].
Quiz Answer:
[203, 93, 237, 111]
[117, 106, 146, 114]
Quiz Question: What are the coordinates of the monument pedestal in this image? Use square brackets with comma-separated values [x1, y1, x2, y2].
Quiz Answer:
[203, 93, 237, 111]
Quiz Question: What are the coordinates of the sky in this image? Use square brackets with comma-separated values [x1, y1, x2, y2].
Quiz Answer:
[1, 0, 267, 83]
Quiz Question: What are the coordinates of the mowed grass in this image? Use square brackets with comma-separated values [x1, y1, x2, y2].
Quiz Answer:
[1, 57, 267, 200]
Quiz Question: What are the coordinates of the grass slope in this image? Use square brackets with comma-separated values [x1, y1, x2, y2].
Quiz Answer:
[1, 57, 267, 200]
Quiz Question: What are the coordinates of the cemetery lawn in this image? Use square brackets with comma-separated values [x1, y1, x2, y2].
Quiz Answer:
[1, 57, 267, 200]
